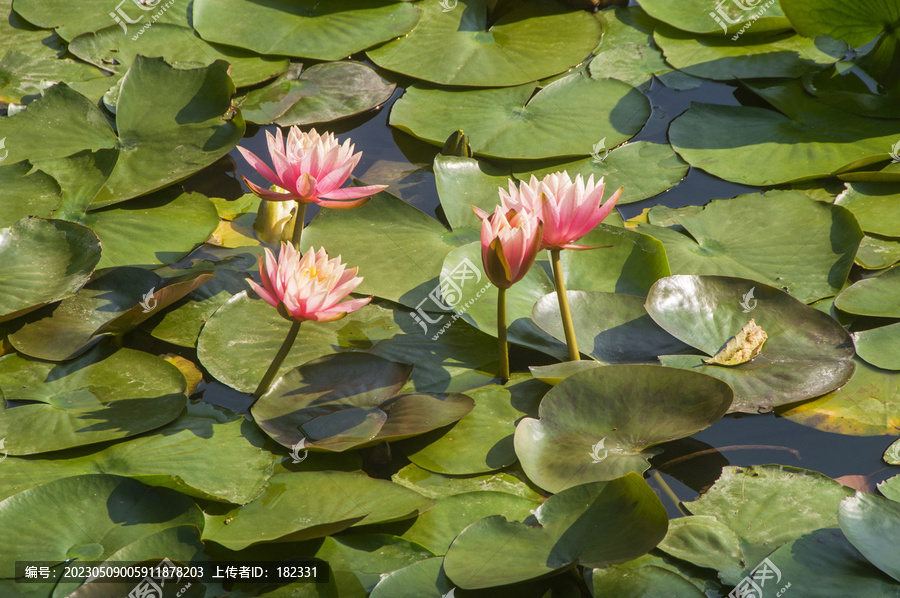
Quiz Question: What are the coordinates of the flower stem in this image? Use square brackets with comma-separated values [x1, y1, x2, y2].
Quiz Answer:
[252, 320, 301, 400]
[497, 287, 509, 383]
[550, 249, 580, 361]
[290, 201, 307, 249]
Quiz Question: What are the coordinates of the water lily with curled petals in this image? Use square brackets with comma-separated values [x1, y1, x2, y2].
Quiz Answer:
[477, 206, 543, 290]
[248, 243, 372, 323]
[237, 127, 386, 209]
[498, 171, 621, 250]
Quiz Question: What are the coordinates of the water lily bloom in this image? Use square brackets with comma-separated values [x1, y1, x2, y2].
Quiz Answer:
[248, 243, 372, 323]
[477, 206, 543, 290]
[497, 171, 622, 250]
[237, 127, 387, 208]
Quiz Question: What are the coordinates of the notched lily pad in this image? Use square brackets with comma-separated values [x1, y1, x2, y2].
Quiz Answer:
[703, 318, 768, 366]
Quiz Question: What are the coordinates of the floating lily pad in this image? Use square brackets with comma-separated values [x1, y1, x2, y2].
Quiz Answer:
[442, 473, 667, 589]
[8, 267, 213, 361]
[252, 353, 474, 452]
[0, 346, 186, 455]
[0, 216, 100, 322]
[637, 192, 863, 304]
[839, 492, 900, 582]
[834, 265, 900, 317]
[880, 474, 900, 502]
[391, 463, 544, 502]
[68, 23, 289, 88]
[532, 291, 693, 364]
[835, 182, 900, 237]
[368, 0, 601, 87]
[684, 465, 854, 577]
[657, 516, 745, 584]
[13, 0, 190, 40]
[0, 401, 274, 503]
[638, 0, 790, 35]
[202, 471, 432, 550]
[778, 357, 900, 437]
[781, 0, 896, 49]
[528, 361, 604, 385]
[0, 161, 61, 227]
[854, 323, 900, 370]
[0, 0, 65, 61]
[432, 154, 516, 231]
[887, 439, 900, 465]
[855, 235, 900, 270]
[588, 563, 707, 597]
[239, 62, 394, 126]
[400, 375, 548, 475]
[669, 81, 900, 186]
[0, 474, 203, 575]
[0, 50, 107, 105]
[193, 0, 422, 61]
[646, 275, 856, 413]
[514, 364, 733, 493]
[390, 73, 650, 160]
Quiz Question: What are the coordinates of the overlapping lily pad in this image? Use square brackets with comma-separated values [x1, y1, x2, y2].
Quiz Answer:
[646, 275, 856, 413]
[0, 161, 61, 226]
[638, 0, 791, 35]
[442, 473, 668, 589]
[192, 0, 422, 61]
[838, 492, 900, 582]
[13, 0, 190, 40]
[514, 364, 733, 492]
[390, 73, 650, 160]
[637, 192, 863, 304]
[0, 346, 186, 455]
[252, 353, 474, 452]
[368, 0, 601, 87]
[0, 50, 107, 105]
[834, 265, 900, 317]
[202, 471, 432, 550]
[835, 182, 900, 237]
[854, 323, 900, 370]
[239, 62, 395, 126]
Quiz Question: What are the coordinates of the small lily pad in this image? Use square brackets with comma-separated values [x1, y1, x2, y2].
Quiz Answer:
[834, 265, 900, 318]
[854, 323, 900, 371]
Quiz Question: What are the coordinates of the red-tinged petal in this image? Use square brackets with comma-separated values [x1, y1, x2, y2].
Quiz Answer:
[556, 243, 615, 250]
[593, 186, 623, 223]
[242, 177, 301, 201]
[315, 160, 355, 195]
[313, 196, 372, 210]
[247, 278, 278, 307]
[236, 146, 283, 188]
[319, 184, 386, 200]
[260, 248, 280, 298]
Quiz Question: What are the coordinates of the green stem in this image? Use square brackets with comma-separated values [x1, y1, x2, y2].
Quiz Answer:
[550, 249, 580, 361]
[497, 287, 509, 383]
[252, 320, 301, 400]
[652, 470, 688, 517]
[290, 201, 307, 249]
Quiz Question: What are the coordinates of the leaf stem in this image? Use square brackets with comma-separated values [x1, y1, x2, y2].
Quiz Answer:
[550, 249, 579, 361]
[497, 287, 509, 383]
[652, 470, 688, 517]
[252, 320, 301, 400]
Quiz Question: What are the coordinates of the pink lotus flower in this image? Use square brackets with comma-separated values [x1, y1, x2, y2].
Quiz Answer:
[237, 127, 387, 209]
[477, 206, 543, 290]
[248, 243, 372, 323]
[497, 171, 622, 250]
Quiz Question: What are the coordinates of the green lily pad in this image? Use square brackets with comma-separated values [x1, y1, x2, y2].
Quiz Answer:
[532, 291, 693, 364]
[252, 353, 474, 452]
[510, 141, 690, 207]
[684, 465, 854, 576]
[855, 234, 900, 270]
[657, 516, 745, 584]
[13, 0, 190, 40]
[202, 471, 432, 551]
[646, 275, 856, 413]
[669, 81, 900, 186]
[835, 182, 900, 237]
[0, 474, 203, 576]
[391, 463, 544, 502]
[514, 364, 733, 493]
[0, 0, 65, 61]
[528, 361, 604, 385]
[886, 439, 900, 465]
[400, 375, 548, 475]
[588, 6, 703, 91]
[0, 216, 100, 322]
[0, 346, 186, 455]
[638, 0, 790, 35]
[239, 62, 394, 126]
[637, 192, 863, 304]
[389, 73, 650, 160]
[840, 160, 900, 183]
[0, 50, 107, 105]
[839, 492, 900, 582]
[368, 0, 601, 87]
[192, 0, 422, 61]
[654, 27, 845, 80]
[68, 23, 289, 88]
[0, 160, 61, 227]
[588, 563, 706, 597]
[834, 264, 900, 317]
[432, 154, 516, 232]
[778, 357, 900, 437]
[442, 473, 668, 589]
[781, 0, 898, 49]
[879, 474, 900, 502]
[0, 401, 274, 503]
[8, 267, 213, 360]
[855, 323, 900, 370]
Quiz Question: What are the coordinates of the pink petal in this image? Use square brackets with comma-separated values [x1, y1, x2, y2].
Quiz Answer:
[236, 146, 282, 188]
[247, 278, 278, 307]
[242, 177, 301, 201]
[319, 184, 386, 200]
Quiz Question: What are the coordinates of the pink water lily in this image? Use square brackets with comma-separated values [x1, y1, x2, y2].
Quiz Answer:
[477, 206, 543, 290]
[248, 243, 372, 323]
[497, 171, 622, 250]
[237, 127, 386, 209]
